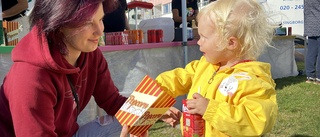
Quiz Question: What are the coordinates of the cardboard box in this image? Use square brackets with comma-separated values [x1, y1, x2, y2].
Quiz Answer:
[115, 75, 176, 136]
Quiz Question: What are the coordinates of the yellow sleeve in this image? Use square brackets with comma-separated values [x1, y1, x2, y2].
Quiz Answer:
[155, 60, 200, 98]
[203, 74, 278, 136]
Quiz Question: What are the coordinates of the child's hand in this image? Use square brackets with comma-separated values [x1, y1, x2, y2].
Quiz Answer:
[161, 107, 182, 128]
[186, 93, 209, 116]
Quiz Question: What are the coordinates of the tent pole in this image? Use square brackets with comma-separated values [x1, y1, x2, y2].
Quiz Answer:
[181, 0, 188, 67]
[135, 7, 138, 29]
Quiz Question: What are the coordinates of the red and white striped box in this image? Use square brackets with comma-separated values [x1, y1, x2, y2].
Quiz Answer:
[182, 99, 205, 137]
[115, 75, 176, 136]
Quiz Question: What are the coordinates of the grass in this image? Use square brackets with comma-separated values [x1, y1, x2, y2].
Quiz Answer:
[148, 59, 320, 137]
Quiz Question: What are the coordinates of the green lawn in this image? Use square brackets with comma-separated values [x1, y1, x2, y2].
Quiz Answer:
[149, 61, 320, 137]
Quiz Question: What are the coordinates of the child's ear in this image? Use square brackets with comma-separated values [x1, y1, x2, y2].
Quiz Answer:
[227, 36, 239, 50]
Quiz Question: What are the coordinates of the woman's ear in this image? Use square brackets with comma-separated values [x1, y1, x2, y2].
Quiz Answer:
[227, 36, 239, 50]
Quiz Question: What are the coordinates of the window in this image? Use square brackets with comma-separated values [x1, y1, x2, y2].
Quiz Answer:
[163, 3, 172, 14]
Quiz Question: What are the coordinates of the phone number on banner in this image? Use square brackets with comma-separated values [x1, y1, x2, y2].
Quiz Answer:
[279, 5, 304, 10]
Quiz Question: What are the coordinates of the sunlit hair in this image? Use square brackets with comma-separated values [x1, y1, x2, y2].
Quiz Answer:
[29, 0, 117, 55]
[197, 0, 275, 60]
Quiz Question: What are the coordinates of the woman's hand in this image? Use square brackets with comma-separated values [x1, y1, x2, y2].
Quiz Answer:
[161, 107, 182, 128]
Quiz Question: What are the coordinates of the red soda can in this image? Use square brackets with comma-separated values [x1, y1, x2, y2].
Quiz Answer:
[138, 30, 144, 44]
[147, 30, 151, 43]
[182, 99, 205, 137]
[132, 30, 139, 44]
[156, 29, 163, 43]
[123, 31, 129, 45]
[287, 27, 292, 35]
[105, 33, 109, 45]
[114, 32, 119, 45]
[151, 30, 156, 43]
[148, 29, 156, 43]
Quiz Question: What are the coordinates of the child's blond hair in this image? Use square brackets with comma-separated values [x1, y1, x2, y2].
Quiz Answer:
[197, 0, 274, 60]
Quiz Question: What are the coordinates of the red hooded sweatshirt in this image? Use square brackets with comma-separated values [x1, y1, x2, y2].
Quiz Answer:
[0, 27, 127, 137]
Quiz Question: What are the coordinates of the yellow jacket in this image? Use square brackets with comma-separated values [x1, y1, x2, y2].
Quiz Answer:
[156, 56, 278, 137]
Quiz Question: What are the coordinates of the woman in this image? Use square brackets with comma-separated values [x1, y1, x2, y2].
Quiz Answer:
[0, 0, 144, 136]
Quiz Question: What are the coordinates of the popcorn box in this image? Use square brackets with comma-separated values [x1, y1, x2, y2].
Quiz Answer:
[182, 99, 205, 137]
[115, 75, 176, 136]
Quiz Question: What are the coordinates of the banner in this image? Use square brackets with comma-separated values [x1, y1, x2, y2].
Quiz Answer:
[260, 0, 304, 36]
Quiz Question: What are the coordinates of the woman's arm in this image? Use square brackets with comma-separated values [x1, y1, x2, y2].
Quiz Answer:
[2, 0, 28, 18]
[172, 9, 196, 23]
